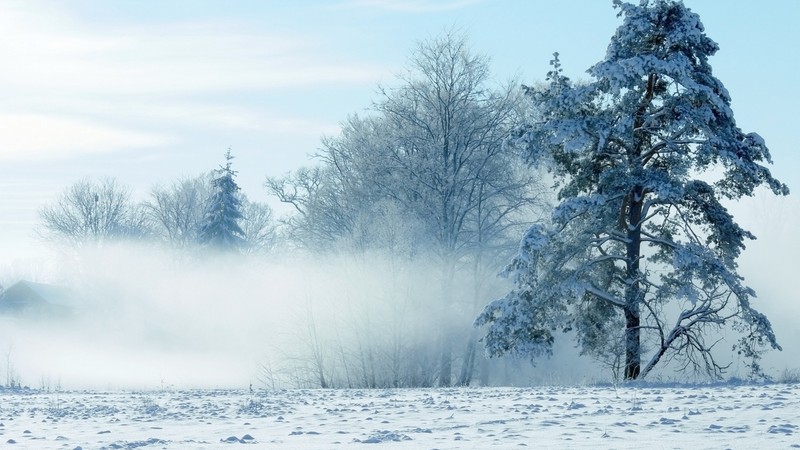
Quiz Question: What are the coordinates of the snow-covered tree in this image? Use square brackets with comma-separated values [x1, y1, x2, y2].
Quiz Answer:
[374, 34, 547, 386]
[148, 172, 275, 254]
[267, 32, 547, 386]
[268, 33, 541, 259]
[198, 149, 246, 251]
[38, 177, 148, 247]
[145, 175, 211, 249]
[239, 198, 278, 254]
[476, 0, 788, 380]
[375, 32, 532, 263]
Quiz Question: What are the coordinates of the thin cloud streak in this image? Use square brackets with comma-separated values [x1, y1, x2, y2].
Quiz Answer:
[101, 102, 343, 136]
[337, 0, 484, 13]
[0, 6, 389, 96]
[0, 2, 380, 163]
[0, 114, 172, 162]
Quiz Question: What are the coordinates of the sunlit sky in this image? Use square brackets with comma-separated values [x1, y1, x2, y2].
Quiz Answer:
[1, 0, 798, 268]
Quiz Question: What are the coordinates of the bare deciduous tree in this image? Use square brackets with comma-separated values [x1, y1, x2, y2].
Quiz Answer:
[144, 175, 210, 249]
[38, 178, 147, 247]
[240, 199, 277, 254]
[267, 32, 548, 386]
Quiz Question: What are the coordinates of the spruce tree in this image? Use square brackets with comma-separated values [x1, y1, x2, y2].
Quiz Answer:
[198, 148, 246, 251]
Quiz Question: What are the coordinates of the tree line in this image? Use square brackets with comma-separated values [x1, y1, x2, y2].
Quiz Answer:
[33, 0, 787, 385]
[39, 148, 276, 255]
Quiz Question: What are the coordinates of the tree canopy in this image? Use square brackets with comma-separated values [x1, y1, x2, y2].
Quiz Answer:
[476, 0, 788, 381]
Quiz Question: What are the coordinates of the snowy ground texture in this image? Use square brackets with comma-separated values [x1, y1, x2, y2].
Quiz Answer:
[1, 383, 799, 449]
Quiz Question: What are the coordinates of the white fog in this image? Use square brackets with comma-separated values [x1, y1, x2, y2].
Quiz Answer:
[0, 245, 594, 390]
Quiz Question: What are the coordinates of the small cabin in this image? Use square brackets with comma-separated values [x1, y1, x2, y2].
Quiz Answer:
[0, 281, 81, 318]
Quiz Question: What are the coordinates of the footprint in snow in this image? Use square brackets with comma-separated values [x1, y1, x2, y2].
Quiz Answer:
[767, 423, 797, 435]
[354, 430, 411, 443]
[221, 434, 255, 444]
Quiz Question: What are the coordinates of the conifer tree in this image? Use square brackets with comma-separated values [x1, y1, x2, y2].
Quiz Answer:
[477, 0, 788, 380]
[198, 148, 246, 251]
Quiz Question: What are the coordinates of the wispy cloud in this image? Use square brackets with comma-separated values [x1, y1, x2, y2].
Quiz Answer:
[0, 114, 172, 162]
[337, 0, 483, 13]
[0, 13, 386, 95]
[0, 2, 387, 161]
[101, 102, 342, 136]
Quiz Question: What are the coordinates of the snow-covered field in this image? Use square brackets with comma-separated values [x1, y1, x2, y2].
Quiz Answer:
[1, 383, 799, 449]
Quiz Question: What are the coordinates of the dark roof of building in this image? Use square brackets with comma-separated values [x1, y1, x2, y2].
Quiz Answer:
[0, 280, 82, 316]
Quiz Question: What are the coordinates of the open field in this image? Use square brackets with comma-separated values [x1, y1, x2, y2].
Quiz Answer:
[1, 383, 799, 449]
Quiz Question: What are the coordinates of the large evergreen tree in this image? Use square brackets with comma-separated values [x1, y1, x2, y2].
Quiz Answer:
[198, 148, 246, 251]
[476, 0, 788, 380]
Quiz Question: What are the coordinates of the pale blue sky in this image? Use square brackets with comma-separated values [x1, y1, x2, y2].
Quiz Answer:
[0, 0, 798, 269]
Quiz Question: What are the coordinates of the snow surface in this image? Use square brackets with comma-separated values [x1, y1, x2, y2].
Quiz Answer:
[1, 383, 799, 449]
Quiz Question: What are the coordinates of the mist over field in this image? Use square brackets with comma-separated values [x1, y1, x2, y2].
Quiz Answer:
[727, 193, 800, 377]
[2, 226, 797, 391]
[0, 244, 604, 390]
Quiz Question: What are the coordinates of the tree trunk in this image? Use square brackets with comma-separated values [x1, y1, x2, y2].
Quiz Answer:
[622, 74, 655, 380]
[457, 334, 477, 386]
[457, 253, 484, 386]
[479, 354, 490, 386]
[624, 188, 644, 380]
[623, 305, 641, 379]
[438, 253, 457, 387]
[439, 337, 452, 387]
